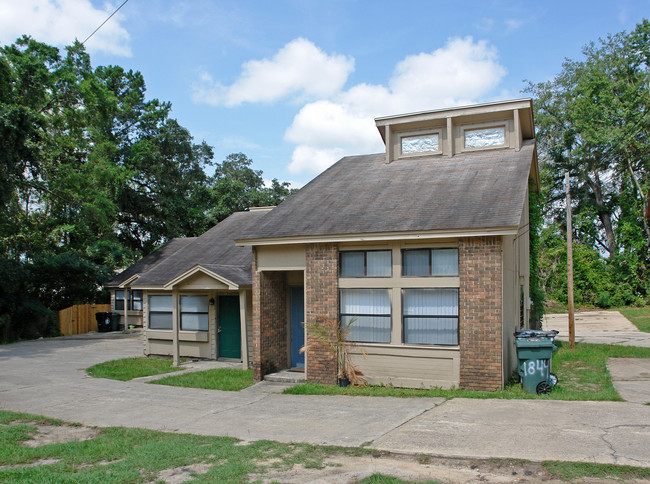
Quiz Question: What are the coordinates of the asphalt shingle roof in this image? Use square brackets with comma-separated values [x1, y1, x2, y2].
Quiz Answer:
[105, 237, 196, 288]
[132, 210, 267, 287]
[238, 141, 535, 241]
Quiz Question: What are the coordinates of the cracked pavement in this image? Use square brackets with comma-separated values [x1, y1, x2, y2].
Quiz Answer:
[1, 331, 649, 467]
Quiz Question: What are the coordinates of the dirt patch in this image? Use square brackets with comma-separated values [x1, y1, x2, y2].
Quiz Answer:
[146, 463, 212, 484]
[250, 453, 564, 483]
[21, 423, 99, 447]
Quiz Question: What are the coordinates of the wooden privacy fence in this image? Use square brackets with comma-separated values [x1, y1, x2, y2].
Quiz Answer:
[59, 304, 111, 336]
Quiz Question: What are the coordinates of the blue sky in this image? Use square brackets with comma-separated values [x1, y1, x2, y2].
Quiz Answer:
[1, 1, 648, 187]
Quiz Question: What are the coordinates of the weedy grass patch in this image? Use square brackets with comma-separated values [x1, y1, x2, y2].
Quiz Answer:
[150, 368, 255, 391]
[619, 306, 650, 332]
[86, 357, 184, 381]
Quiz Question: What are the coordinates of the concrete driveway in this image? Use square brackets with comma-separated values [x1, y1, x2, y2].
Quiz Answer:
[1, 330, 649, 467]
[543, 309, 650, 347]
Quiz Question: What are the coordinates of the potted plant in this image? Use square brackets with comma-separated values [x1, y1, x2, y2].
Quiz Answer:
[301, 317, 367, 386]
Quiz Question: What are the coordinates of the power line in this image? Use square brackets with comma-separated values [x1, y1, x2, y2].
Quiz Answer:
[82, 0, 130, 46]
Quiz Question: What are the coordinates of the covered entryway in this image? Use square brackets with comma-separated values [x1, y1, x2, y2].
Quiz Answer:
[290, 286, 305, 367]
[218, 295, 242, 359]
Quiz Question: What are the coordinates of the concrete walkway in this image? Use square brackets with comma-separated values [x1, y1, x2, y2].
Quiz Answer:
[1, 332, 649, 468]
[543, 309, 650, 347]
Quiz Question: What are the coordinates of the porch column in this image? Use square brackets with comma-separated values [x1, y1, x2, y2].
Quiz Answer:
[239, 288, 249, 370]
[172, 287, 180, 366]
[123, 286, 129, 330]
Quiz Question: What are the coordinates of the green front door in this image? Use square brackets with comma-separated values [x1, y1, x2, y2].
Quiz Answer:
[218, 295, 241, 359]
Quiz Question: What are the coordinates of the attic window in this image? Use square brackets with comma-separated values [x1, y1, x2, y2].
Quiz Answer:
[401, 133, 439, 155]
[464, 126, 505, 149]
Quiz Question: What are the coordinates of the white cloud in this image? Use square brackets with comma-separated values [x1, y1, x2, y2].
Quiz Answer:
[0, 0, 131, 56]
[192, 38, 354, 107]
[286, 37, 507, 174]
[504, 18, 526, 33]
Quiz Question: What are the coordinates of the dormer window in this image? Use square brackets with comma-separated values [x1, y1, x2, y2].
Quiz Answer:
[399, 130, 442, 158]
[401, 133, 439, 154]
[464, 126, 506, 149]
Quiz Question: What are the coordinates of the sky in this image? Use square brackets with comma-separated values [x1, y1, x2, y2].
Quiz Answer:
[1, 0, 648, 187]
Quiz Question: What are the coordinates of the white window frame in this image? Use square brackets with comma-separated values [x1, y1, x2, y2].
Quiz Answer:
[402, 248, 459, 277]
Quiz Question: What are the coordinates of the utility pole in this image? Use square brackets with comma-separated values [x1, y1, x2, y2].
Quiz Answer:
[566, 172, 575, 348]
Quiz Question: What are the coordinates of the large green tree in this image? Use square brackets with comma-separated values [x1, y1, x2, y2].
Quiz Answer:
[0, 37, 294, 341]
[528, 20, 650, 306]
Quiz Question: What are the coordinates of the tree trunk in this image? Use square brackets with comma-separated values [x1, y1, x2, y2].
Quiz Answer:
[584, 171, 617, 255]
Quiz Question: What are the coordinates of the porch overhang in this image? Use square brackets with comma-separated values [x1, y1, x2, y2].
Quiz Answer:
[163, 265, 240, 290]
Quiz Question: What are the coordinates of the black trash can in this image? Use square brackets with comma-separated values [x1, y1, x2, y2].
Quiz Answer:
[95, 312, 111, 332]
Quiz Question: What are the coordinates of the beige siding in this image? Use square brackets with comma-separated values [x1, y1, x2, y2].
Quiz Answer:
[349, 345, 460, 388]
[257, 245, 306, 270]
[147, 339, 213, 359]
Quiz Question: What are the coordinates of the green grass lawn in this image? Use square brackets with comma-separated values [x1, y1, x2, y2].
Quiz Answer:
[1, 410, 649, 483]
[86, 357, 184, 381]
[618, 306, 650, 332]
[150, 368, 255, 391]
[284, 342, 650, 401]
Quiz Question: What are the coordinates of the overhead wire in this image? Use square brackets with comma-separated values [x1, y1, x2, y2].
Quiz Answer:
[82, 0, 130, 46]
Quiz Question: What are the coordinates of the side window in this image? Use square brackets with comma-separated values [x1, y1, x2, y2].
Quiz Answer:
[115, 290, 125, 311]
[148, 295, 172, 330]
[131, 290, 143, 311]
[340, 250, 392, 277]
[180, 295, 209, 331]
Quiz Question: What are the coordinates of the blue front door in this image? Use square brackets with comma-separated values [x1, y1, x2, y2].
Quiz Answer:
[290, 286, 305, 367]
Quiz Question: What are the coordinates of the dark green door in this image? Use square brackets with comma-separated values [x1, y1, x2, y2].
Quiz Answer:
[218, 296, 241, 359]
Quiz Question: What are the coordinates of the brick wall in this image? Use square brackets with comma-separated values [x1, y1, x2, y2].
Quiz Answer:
[459, 236, 503, 390]
[305, 243, 338, 384]
[252, 248, 288, 381]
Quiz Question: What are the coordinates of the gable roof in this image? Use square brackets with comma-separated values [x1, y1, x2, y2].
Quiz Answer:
[132, 210, 268, 288]
[105, 237, 196, 288]
[237, 140, 536, 244]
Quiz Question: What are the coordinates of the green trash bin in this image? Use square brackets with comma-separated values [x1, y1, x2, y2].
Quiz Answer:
[515, 336, 557, 394]
[110, 312, 121, 332]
